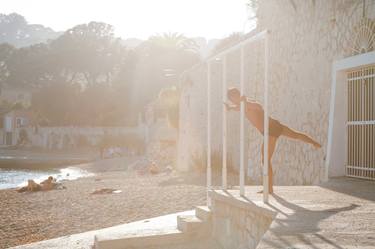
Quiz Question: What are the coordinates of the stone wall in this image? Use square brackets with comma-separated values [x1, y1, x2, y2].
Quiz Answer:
[210, 191, 275, 249]
[10, 126, 146, 150]
[177, 0, 375, 184]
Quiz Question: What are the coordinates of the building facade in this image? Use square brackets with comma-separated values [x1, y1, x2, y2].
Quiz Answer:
[178, 0, 375, 185]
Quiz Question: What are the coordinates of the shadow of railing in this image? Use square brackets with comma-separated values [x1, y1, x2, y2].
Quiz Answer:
[261, 193, 359, 249]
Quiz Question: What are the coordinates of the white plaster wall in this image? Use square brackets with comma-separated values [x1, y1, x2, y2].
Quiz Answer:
[178, 0, 375, 184]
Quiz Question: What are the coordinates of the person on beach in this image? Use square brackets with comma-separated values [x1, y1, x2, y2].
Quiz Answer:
[27, 179, 41, 192]
[224, 87, 321, 194]
[17, 176, 56, 193]
[40, 176, 56, 191]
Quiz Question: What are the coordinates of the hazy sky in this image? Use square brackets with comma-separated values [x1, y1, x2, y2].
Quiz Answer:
[2, 0, 253, 40]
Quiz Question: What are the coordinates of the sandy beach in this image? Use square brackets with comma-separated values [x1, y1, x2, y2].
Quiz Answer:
[0, 157, 221, 249]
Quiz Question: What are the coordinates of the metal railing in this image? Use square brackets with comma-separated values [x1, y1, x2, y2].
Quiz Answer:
[347, 66, 375, 180]
[206, 30, 270, 205]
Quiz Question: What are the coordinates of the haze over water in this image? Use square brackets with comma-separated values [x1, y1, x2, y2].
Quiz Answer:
[0, 167, 93, 189]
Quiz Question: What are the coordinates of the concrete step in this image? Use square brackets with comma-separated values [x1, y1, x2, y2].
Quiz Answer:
[195, 206, 212, 222]
[177, 214, 209, 236]
[95, 210, 213, 249]
[95, 229, 189, 249]
[93, 210, 197, 249]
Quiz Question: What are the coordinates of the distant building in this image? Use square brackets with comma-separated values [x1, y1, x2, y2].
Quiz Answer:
[1, 109, 34, 145]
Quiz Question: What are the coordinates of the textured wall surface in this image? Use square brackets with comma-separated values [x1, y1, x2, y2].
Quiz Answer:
[210, 193, 274, 249]
[9, 126, 145, 149]
[178, 0, 375, 184]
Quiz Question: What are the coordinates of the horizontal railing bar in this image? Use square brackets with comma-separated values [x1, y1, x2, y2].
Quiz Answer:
[207, 30, 269, 62]
[347, 120, 375, 125]
[347, 166, 375, 171]
[348, 74, 375, 81]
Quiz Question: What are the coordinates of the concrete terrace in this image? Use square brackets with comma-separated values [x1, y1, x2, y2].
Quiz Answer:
[239, 177, 375, 249]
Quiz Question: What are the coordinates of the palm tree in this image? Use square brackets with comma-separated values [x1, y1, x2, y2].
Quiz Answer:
[148, 32, 199, 53]
[130, 33, 200, 117]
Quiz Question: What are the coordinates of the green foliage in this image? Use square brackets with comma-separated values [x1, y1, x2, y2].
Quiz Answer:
[158, 87, 180, 129]
[247, 0, 259, 11]
[191, 150, 224, 173]
[0, 14, 201, 127]
[17, 129, 30, 146]
[0, 13, 60, 48]
[246, 0, 259, 21]
[49, 22, 124, 86]
[191, 150, 236, 173]
[131, 33, 200, 115]
[0, 43, 15, 84]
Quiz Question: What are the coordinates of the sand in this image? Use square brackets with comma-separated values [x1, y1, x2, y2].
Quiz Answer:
[0, 157, 218, 249]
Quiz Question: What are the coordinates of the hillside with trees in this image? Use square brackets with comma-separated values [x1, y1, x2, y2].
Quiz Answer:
[0, 13, 61, 48]
[0, 17, 201, 126]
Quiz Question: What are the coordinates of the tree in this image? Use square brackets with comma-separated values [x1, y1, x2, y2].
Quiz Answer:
[50, 22, 125, 86]
[5, 43, 53, 87]
[1, 19, 202, 127]
[31, 82, 80, 126]
[0, 13, 60, 48]
[130, 32, 200, 117]
[0, 43, 15, 85]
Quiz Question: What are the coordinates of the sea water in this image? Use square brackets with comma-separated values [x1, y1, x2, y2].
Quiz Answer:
[0, 167, 93, 190]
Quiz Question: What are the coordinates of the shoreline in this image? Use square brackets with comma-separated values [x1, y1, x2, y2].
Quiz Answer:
[0, 156, 209, 249]
[0, 166, 94, 190]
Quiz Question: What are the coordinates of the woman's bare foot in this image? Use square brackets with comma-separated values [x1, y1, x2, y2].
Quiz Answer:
[313, 142, 322, 149]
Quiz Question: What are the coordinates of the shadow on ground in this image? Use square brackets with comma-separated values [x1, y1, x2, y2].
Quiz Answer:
[320, 177, 375, 202]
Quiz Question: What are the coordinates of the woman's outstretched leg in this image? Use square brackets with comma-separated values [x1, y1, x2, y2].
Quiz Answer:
[281, 125, 321, 148]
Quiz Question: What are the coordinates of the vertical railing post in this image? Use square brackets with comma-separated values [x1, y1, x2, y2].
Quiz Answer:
[240, 46, 245, 196]
[263, 31, 270, 203]
[222, 55, 228, 190]
[207, 62, 212, 206]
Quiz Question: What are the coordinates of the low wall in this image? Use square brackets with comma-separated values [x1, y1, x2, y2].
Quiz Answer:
[3, 126, 147, 149]
[210, 190, 276, 249]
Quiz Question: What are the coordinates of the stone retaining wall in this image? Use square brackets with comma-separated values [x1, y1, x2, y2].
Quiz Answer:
[210, 191, 275, 249]
[8, 126, 146, 149]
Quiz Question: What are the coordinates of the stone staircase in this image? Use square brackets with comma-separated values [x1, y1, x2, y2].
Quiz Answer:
[94, 206, 212, 249]
[177, 206, 212, 235]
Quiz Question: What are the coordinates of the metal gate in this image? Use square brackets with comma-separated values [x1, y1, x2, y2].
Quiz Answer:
[347, 66, 375, 180]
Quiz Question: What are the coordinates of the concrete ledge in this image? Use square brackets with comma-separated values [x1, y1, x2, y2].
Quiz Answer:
[195, 206, 212, 221]
[209, 190, 277, 219]
[95, 229, 189, 249]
